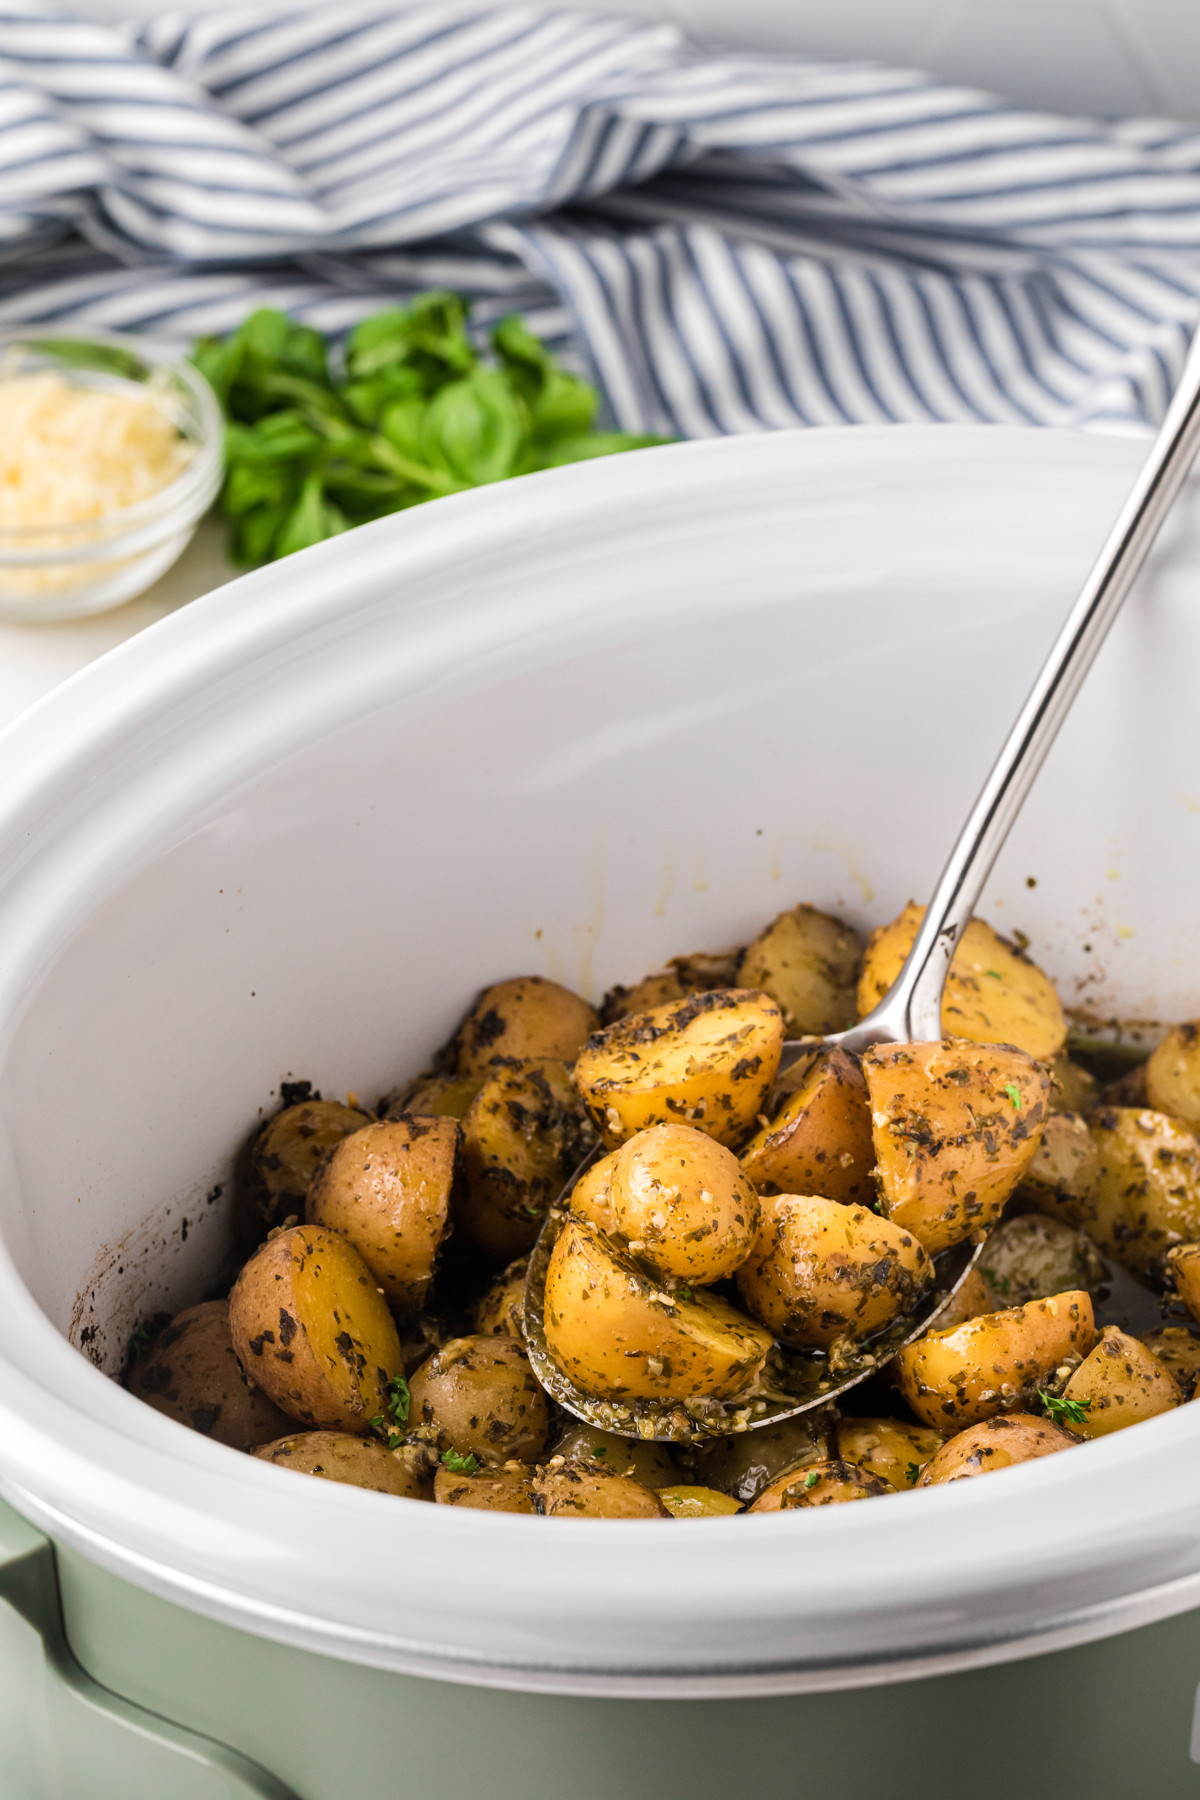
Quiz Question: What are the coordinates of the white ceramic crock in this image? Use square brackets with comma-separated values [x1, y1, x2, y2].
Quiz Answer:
[0, 424, 1199, 1700]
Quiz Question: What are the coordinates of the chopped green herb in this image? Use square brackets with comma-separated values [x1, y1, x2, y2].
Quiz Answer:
[385, 1374, 411, 1426]
[128, 1321, 151, 1360]
[984, 970, 1003, 980]
[441, 1449, 479, 1475]
[1038, 1388, 1092, 1427]
[1003, 1083, 1022, 1109]
[675, 1285, 693, 1301]
[592, 1446, 607, 1458]
[904, 1462, 920, 1487]
[803, 1470, 820, 1490]
[981, 1267, 1012, 1296]
[386, 1432, 406, 1452]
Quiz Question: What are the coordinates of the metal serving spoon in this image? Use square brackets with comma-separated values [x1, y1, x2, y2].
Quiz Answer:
[525, 323, 1200, 1443]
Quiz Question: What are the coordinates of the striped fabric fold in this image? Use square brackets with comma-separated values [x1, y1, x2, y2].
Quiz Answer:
[2, 0, 1199, 436]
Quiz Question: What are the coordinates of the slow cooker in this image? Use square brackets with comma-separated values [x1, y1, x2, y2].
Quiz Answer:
[2, 424, 1200, 1799]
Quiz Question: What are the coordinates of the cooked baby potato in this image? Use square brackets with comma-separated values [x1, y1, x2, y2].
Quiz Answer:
[974, 1213, 1106, 1308]
[473, 1259, 528, 1338]
[532, 1457, 669, 1518]
[1170, 1241, 1200, 1323]
[575, 988, 783, 1150]
[1146, 1023, 1200, 1129]
[610, 1123, 760, 1284]
[450, 976, 598, 1076]
[381, 1071, 485, 1122]
[543, 1214, 773, 1401]
[739, 1048, 875, 1207]
[748, 1459, 890, 1511]
[693, 1413, 833, 1505]
[917, 1414, 1078, 1484]
[931, 1265, 993, 1332]
[1087, 1108, 1200, 1281]
[566, 1149, 620, 1235]
[245, 1098, 373, 1230]
[458, 1057, 596, 1262]
[408, 1334, 549, 1465]
[1014, 1110, 1101, 1229]
[127, 1300, 294, 1450]
[1140, 1325, 1200, 1397]
[737, 904, 863, 1038]
[305, 1116, 456, 1312]
[230, 1224, 403, 1432]
[1048, 1053, 1098, 1117]
[1061, 1326, 1181, 1438]
[895, 1290, 1095, 1431]
[863, 1040, 1050, 1254]
[835, 1417, 944, 1492]
[253, 1431, 433, 1499]
[857, 905, 1067, 1062]
[735, 1193, 932, 1352]
[601, 950, 742, 1026]
[433, 1463, 536, 1512]
[548, 1422, 678, 1488]
[657, 1485, 742, 1517]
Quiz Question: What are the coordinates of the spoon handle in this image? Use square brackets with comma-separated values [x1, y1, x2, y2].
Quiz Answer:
[853, 322, 1200, 1050]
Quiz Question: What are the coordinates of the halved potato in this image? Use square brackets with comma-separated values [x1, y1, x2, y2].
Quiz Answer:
[473, 1260, 528, 1338]
[253, 1431, 433, 1499]
[974, 1213, 1106, 1308]
[1146, 1023, 1200, 1129]
[658, 1486, 743, 1517]
[1048, 1054, 1098, 1117]
[532, 1457, 669, 1518]
[610, 1123, 760, 1284]
[863, 1040, 1050, 1254]
[747, 1459, 890, 1511]
[835, 1417, 944, 1491]
[857, 905, 1066, 1061]
[1140, 1325, 1200, 1397]
[1170, 1241, 1200, 1323]
[917, 1413, 1078, 1484]
[895, 1289, 1095, 1430]
[380, 1072, 485, 1122]
[1088, 1108, 1200, 1281]
[245, 1098, 373, 1230]
[601, 950, 743, 1027]
[931, 1265, 994, 1332]
[450, 976, 598, 1075]
[739, 1049, 875, 1207]
[566, 1149, 620, 1235]
[1014, 1110, 1100, 1229]
[229, 1225, 403, 1432]
[737, 904, 863, 1038]
[457, 1058, 596, 1262]
[574, 988, 783, 1150]
[433, 1464, 536, 1512]
[735, 1193, 932, 1352]
[126, 1300, 294, 1450]
[408, 1334, 549, 1465]
[693, 1412, 833, 1505]
[306, 1116, 456, 1311]
[542, 1214, 773, 1401]
[1061, 1327, 1180, 1438]
[547, 1422, 678, 1488]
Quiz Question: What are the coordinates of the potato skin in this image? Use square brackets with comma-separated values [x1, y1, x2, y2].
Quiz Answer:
[1170, 1242, 1200, 1326]
[1140, 1325, 1200, 1397]
[306, 1116, 456, 1311]
[408, 1334, 549, 1465]
[974, 1212, 1106, 1309]
[694, 1413, 833, 1505]
[433, 1464, 536, 1512]
[863, 1040, 1050, 1255]
[1048, 1054, 1098, 1117]
[548, 1423, 678, 1488]
[574, 988, 783, 1151]
[245, 1099, 373, 1230]
[381, 1072, 484, 1122]
[857, 905, 1066, 1062]
[1013, 1111, 1101, 1228]
[747, 1459, 890, 1511]
[600, 950, 742, 1027]
[610, 1124, 760, 1284]
[1088, 1108, 1200, 1281]
[532, 1457, 668, 1518]
[229, 1224, 402, 1432]
[450, 977, 598, 1076]
[736, 1193, 932, 1351]
[896, 1290, 1095, 1431]
[473, 1260, 528, 1338]
[658, 1486, 743, 1517]
[127, 1300, 293, 1450]
[737, 904, 863, 1038]
[917, 1414, 1078, 1485]
[739, 1049, 875, 1208]
[456, 1057, 596, 1263]
[1146, 1023, 1200, 1130]
[253, 1431, 433, 1499]
[542, 1214, 773, 1401]
[566, 1149, 620, 1235]
[1062, 1327, 1181, 1437]
[835, 1418, 944, 1492]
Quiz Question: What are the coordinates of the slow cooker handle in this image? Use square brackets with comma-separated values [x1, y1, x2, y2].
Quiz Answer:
[0, 1495, 297, 1800]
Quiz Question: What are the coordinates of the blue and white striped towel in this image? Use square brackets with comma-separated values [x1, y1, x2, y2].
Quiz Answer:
[3, 1, 1200, 436]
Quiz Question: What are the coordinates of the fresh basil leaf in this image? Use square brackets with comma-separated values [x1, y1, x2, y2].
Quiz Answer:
[421, 367, 522, 485]
[274, 474, 348, 559]
[222, 460, 292, 519]
[528, 431, 669, 471]
[379, 397, 426, 462]
[491, 312, 551, 400]
[225, 411, 324, 464]
[343, 368, 424, 426]
[231, 499, 292, 567]
[528, 369, 598, 444]
[346, 290, 476, 386]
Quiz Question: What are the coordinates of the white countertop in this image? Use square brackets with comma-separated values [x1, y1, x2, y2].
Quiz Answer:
[0, 517, 236, 733]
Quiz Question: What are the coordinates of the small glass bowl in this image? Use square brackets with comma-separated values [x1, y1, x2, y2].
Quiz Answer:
[0, 329, 224, 624]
